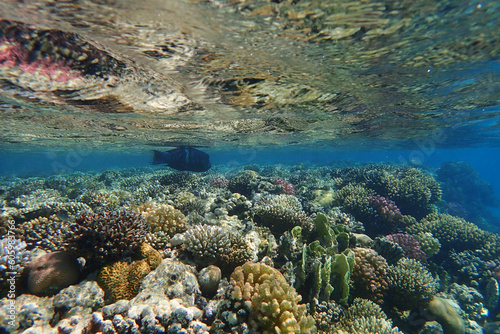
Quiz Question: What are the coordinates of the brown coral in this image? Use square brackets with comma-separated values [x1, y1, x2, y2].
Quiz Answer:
[231, 261, 316, 334]
[351, 247, 389, 304]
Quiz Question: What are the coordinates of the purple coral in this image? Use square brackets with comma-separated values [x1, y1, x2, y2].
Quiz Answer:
[367, 195, 403, 222]
[385, 233, 427, 263]
[210, 177, 229, 189]
[272, 178, 295, 195]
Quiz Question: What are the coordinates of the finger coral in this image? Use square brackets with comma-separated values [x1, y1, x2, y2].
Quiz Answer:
[386, 258, 438, 310]
[254, 194, 312, 233]
[351, 247, 389, 304]
[230, 261, 316, 334]
[64, 210, 148, 267]
[135, 202, 188, 249]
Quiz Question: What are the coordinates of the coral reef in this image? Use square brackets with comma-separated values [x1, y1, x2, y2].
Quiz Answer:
[64, 210, 148, 266]
[18, 215, 70, 252]
[386, 258, 438, 309]
[19, 251, 81, 296]
[272, 177, 295, 195]
[229, 261, 316, 333]
[97, 260, 151, 302]
[351, 247, 389, 304]
[0, 237, 30, 296]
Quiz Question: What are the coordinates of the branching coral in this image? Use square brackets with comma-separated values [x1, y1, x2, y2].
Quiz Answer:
[18, 215, 70, 252]
[385, 233, 427, 262]
[182, 225, 254, 268]
[64, 211, 148, 266]
[135, 202, 188, 249]
[333, 298, 402, 334]
[351, 247, 389, 304]
[230, 261, 316, 334]
[407, 213, 488, 254]
[413, 232, 441, 258]
[254, 194, 312, 233]
[386, 258, 438, 310]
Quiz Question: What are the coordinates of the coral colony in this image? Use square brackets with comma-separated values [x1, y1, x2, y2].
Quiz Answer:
[0, 163, 499, 334]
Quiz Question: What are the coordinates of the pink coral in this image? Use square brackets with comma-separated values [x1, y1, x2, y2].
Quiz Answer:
[367, 195, 403, 222]
[351, 247, 389, 304]
[272, 178, 295, 195]
[386, 233, 427, 263]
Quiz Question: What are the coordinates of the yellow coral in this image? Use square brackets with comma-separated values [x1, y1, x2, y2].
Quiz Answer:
[97, 260, 151, 302]
[135, 202, 188, 249]
[231, 262, 316, 334]
[139, 243, 162, 269]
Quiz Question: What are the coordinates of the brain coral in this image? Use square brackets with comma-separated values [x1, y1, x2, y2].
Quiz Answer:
[135, 202, 188, 249]
[386, 258, 438, 310]
[254, 194, 312, 233]
[351, 247, 389, 304]
[230, 261, 316, 334]
[64, 211, 148, 267]
[333, 298, 402, 334]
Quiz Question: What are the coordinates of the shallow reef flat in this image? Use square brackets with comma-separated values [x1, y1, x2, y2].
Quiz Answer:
[1, 162, 500, 334]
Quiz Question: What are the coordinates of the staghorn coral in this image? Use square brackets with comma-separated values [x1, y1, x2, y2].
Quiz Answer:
[135, 202, 188, 249]
[333, 298, 402, 334]
[385, 233, 427, 262]
[230, 261, 316, 334]
[254, 194, 312, 233]
[64, 211, 148, 266]
[351, 247, 389, 304]
[182, 224, 254, 268]
[386, 258, 438, 310]
[97, 259, 151, 302]
[19, 251, 81, 296]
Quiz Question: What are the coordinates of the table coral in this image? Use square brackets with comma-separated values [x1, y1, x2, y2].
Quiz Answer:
[351, 247, 389, 304]
[230, 261, 316, 334]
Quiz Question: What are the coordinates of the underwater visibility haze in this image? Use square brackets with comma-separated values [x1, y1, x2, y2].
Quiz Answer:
[1, 1, 500, 333]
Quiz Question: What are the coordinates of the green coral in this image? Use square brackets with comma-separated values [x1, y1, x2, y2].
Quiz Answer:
[386, 258, 438, 309]
[413, 232, 441, 258]
[407, 213, 488, 254]
[231, 262, 316, 334]
[333, 298, 402, 334]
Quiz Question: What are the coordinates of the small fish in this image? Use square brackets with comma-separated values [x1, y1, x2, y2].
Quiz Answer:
[152, 147, 211, 172]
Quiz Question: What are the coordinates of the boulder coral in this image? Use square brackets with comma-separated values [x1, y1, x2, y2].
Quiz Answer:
[351, 247, 389, 304]
[230, 261, 316, 334]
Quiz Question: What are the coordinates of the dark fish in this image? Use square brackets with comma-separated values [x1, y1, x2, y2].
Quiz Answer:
[152, 147, 211, 172]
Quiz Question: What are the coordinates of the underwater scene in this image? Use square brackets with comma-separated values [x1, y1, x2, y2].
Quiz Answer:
[1, 0, 500, 334]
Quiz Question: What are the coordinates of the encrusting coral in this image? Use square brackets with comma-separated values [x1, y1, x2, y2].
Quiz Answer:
[230, 261, 316, 334]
